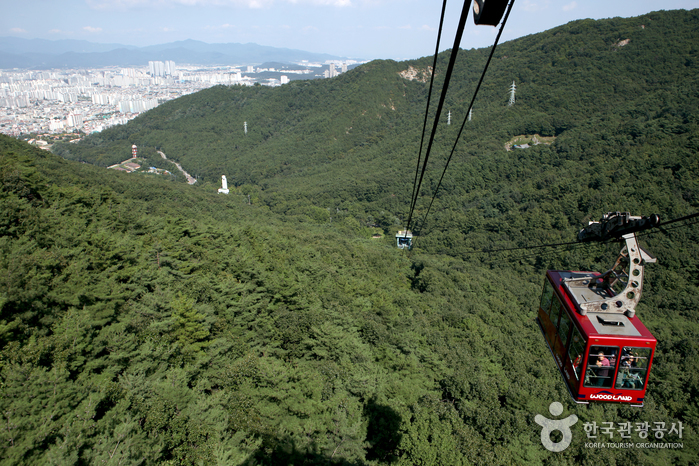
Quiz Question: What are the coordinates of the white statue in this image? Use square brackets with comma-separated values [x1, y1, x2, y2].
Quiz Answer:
[218, 175, 229, 194]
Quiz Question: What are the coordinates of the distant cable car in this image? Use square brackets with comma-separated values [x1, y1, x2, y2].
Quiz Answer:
[396, 230, 413, 250]
[537, 213, 660, 406]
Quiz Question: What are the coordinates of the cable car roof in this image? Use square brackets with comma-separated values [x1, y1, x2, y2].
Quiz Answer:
[546, 270, 656, 341]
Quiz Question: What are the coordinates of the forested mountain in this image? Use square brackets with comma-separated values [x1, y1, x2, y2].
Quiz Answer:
[3, 8, 698, 465]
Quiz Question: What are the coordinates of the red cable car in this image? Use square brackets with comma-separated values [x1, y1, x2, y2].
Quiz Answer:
[537, 213, 659, 406]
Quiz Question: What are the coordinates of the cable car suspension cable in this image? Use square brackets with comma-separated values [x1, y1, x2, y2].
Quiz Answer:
[657, 211, 699, 227]
[408, 0, 449, 221]
[454, 211, 698, 260]
[414, 0, 516, 240]
[403, 0, 473, 240]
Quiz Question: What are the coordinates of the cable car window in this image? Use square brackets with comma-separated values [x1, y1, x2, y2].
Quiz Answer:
[615, 347, 652, 390]
[583, 345, 618, 388]
[557, 308, 572, 348]
[549, 296, 562, 327]
[568, 326, 586, 380]
[540, 280, 554, 314]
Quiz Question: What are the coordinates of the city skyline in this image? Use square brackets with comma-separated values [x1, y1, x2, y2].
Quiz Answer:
[3, 1, 699, 60]
[0, 60, 356, 138]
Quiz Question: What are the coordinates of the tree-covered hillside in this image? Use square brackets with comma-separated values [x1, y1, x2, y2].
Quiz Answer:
[2, 8, 698, 465]
[54, 9, 699, 236]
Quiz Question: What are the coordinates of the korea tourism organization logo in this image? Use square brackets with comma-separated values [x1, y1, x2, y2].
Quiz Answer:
[535, 402, 578, 452]
[535, 401, 685, 452]
[582, 419, 684, 450]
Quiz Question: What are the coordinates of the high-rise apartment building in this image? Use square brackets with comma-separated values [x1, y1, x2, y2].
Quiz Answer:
[148, 61, 173, 77]
[67, 112, 83, 128]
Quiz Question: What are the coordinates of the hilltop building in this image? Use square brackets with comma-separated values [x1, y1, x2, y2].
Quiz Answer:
[324, 62, 348, 79]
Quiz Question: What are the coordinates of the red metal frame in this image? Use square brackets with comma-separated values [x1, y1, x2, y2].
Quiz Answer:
[538, 270, 656, 406]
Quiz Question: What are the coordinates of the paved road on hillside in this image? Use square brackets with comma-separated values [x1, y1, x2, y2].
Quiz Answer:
[158, 151, 197, 184]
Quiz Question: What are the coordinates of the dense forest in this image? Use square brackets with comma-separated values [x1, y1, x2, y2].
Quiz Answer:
[3, 8, 698, 465]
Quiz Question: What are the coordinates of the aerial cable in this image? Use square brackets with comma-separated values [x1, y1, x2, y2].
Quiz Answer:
[403, 0, 473, 240]
[453, 211, 699, 259]
[499, 241, 603, 264]
[462, 238, 580, 256]
[657, 211, 699, 227]
[408, 0, 449, 219]
[489, 241, 599, 263]
[638, 215, 699, 238]
[414, 0, 516, 239]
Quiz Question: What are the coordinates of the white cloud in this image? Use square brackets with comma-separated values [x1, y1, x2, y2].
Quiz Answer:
[520, 0, 550, 13]
[562, 1, 577, 11]
[87, 0, 358, 9]
[86, 0, 150, 9]
[83, 26, 103, 33]
[48, 29, 73, 35]
[204, 24, 236, 30]
[257, 0, 354, 5]
[9, 28, 27, 34]
[307, 0, 353, 5]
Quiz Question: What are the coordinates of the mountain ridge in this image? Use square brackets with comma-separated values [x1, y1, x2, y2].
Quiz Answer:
[0, 36, 349, 69]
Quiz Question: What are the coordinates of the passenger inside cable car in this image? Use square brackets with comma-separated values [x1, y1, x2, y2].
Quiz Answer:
[584, 346, 617, 388]
[615, 347, 651, 390]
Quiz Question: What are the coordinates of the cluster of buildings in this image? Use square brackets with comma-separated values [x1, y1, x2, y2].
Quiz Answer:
[0, 59, 362, 139]
[325, 62, 348, 78]
[148, 60, 176, 77]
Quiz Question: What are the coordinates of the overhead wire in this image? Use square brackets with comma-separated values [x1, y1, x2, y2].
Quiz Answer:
[462, 238, 580, 256]
[639, 215, 699, 238]
[461, 213, 699, 258]
[414, 0, 516, 241]
[657, 211, 699, 227]
[403, 0, 473, 240]
[398, 0, 696, 263]
[408, 0, 449, 222]
[458, 212, 699, 262]
[507, 238, 604, 260]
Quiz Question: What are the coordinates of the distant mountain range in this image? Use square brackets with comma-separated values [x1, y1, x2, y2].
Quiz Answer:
[0, 37, 348, 69]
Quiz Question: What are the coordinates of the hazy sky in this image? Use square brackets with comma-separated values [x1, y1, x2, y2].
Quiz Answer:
[3, 0, 699, 59]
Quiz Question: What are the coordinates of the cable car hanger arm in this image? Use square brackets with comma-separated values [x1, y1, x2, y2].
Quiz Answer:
[565, 212, 660, 318]
[577, 212, 660, 243]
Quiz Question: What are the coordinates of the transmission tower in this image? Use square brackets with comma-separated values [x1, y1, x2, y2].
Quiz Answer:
[509, 81, 516, 106]
[244, 121, 248, 135]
